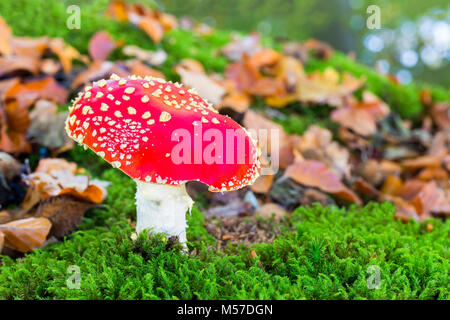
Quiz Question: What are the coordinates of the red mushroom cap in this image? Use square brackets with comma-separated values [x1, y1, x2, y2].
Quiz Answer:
[66, 75, 260, 191]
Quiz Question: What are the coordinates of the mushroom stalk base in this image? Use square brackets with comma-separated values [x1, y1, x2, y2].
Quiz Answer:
[135, 181, 193, 244]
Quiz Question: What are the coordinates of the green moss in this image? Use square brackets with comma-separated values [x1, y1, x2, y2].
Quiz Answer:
[0, 0, 449, 300]
[1, 199, 448, 299]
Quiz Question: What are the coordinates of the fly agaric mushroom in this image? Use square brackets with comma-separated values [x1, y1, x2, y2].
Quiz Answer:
[65, 74, 260, 244]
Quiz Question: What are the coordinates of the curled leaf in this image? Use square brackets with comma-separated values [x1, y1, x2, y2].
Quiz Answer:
[284, 160, 361, 204]
[0, 217, 51, 252]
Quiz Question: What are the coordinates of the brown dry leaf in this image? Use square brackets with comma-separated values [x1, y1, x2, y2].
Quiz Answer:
[430, 102, 449, 129]
[27, 170, 109, 202]
[26, 158, 110, 203]
[331, 91, 390, 136]
[303, 39, 334, 60]
[243, 111, 296, 170]
[0, 55, 40, 77]
[265, 56, 304, 107]
[285, 160, 361, 204]
[255, 203, 287, 220]
[48, 38, 82, 73]
[395, 180, 450, 218]
[382, 195, 420, 222]
[31, 195, 101, 238]
[5, 77, 68, 109]
[401, 151, 447, 170]
[71, 60, 129, 89]
[380, 175, 403, 196]
[353, 177, 381, 197]
[331, 105, 377, 136]
[175, 61, 226, 106]
[283, 42, 309, 63]
[127, 60, 165, 79]
[225, 49, 285, 98]
[250, 174, 274, 194]
[122, 45, 167, 66]
[297, 67, 364, 107]
[11, 36, 49, 58]
[337, 126, 370, 150]
[0, 16, 12, 56]
[130, 13, 164, 43]
[416, 167, 448, 182]
[293, 125, 350, 178]
[88, 31, 117, 61]
[0, 217, 51, 252]
[27, 99, 73, 151]
[243, 110, 289, 154]
[0, 100, 31, 154]
[205, 198, 252, 218]
[220, 91, 251, 113]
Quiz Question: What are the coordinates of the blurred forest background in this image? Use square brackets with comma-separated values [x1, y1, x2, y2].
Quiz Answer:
[153, 0, 449, 86]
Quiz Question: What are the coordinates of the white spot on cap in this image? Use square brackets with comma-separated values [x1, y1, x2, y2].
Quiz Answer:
[124, 87, 135, 94]
[142, 111, 151, 119]
[159, 111, 171, 122]
[141, 95, 150, 103]
[128, 107, 137, 115]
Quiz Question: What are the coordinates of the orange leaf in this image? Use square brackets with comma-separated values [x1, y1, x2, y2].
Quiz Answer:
[0, 102, 31, 154]
[284, 160, 361, 204]
[137, 16, 164, 43]
[416, 167, 448, 182]
[0, 217, 51, 252]
[380, 175, 403, 196]
[220, 91, 251, 113]
[250, 174, 274, 194]
[49, 38, 81, 73]
[106, 1, 129, 22]
[401, 152, 446, 170]
[5, 77, 68, 109]
[0, 16, 12, 56]
[297, 68, 363, 107]
[58, 185, 104, 204]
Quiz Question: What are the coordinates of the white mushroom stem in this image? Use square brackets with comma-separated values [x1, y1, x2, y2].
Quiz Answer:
[135, 180, 194, 244]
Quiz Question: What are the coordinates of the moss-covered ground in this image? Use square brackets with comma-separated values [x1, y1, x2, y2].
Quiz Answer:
[0, 0, 449, 299]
